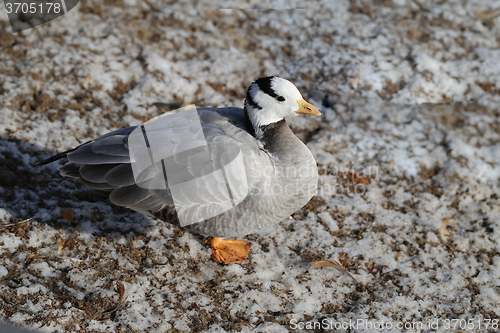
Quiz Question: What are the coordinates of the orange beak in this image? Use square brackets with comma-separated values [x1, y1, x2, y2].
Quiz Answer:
[295, 99, 322, 116]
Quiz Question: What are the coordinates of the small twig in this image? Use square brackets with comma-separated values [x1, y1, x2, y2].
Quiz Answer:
[102, 282, 129, 314]
[412, 0, 430, 11]
[143, 0, 160, 11]
[0, 218, 31, 229]
[476, 8, 500, 20]
[309, 259, 359, 284]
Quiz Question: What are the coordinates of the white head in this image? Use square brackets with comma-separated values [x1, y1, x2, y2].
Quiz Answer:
[244, 76, 321, 138]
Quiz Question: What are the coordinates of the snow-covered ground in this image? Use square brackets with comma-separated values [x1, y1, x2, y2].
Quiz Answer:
[1, 0, 500, 332]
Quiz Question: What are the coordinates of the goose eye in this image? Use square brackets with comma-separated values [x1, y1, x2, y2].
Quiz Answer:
[277, 96, 285, 102]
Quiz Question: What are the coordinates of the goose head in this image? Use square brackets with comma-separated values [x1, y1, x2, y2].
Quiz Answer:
[244, 76, 321, 139]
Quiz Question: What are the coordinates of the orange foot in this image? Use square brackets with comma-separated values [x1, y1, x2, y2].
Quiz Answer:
[205, 237, 252, 264]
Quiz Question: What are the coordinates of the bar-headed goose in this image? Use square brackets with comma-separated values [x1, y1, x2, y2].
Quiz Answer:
[39, 76, 322, 264]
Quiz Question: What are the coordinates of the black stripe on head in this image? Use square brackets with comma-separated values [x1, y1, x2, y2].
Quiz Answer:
[245, 86, 262, 110]
[244, 86, 258, 137]
[255, 76, 278, 98]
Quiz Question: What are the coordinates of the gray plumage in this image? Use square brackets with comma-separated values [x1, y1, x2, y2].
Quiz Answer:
[38, 77, 320, 237]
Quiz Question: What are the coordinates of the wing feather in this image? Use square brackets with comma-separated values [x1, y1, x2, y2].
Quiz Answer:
[80, 177, 116, 191]
[109, 185, 152, 207]
[67, 144, 131, 165]
[55, 107, 272, 228]
[80, 164, 119, 183]
[92, 136, 129, 157]
[59, 163, 81, 178]
[105, 163, 136, 187]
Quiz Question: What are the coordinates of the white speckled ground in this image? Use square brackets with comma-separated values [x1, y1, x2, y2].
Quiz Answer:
[1, 0, 500, 332]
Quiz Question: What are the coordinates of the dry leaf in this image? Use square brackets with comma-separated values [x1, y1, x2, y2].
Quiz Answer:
[82, 74, 91, 89]
[339, 171, 370, 185]
[351, 74, 360, 89]
[61, 207, 76, 223]
[64, 234, 75, 251]
[57, 233, 76, 254]
[116, 281, 126, 303]
[439, 217, 452, 237]
[57, 236, 64, 254]
[25, 254, 45, 264]
[309, 259, 358, 283]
